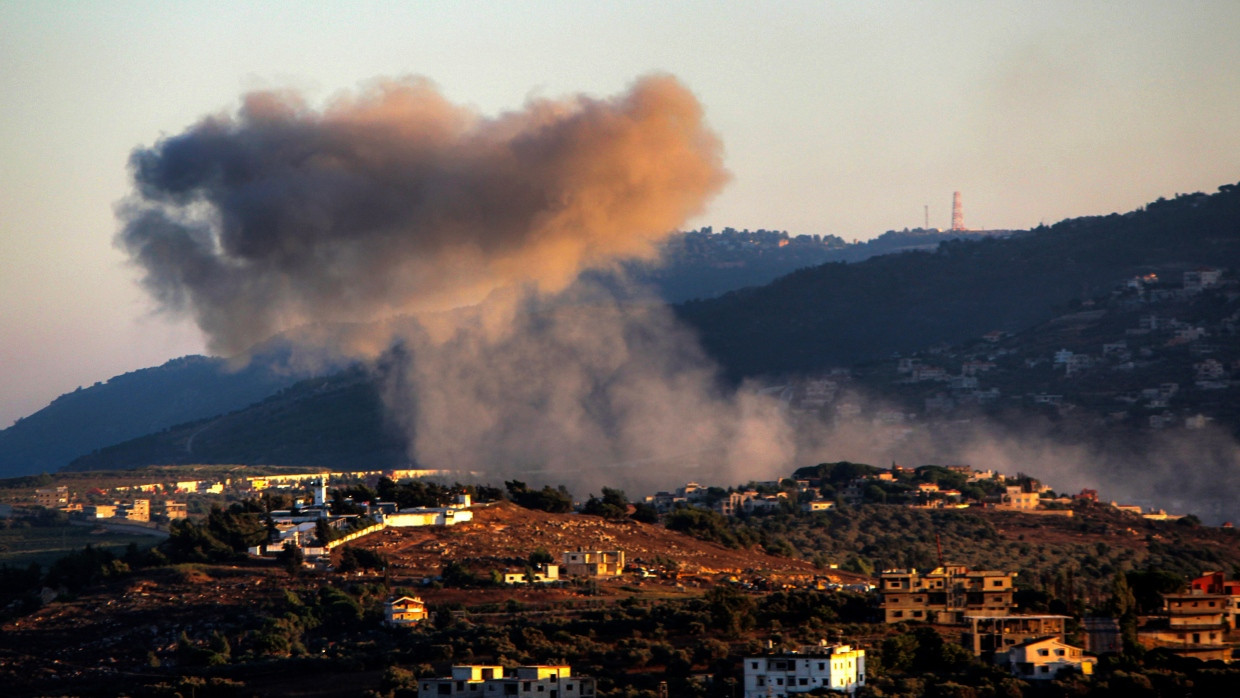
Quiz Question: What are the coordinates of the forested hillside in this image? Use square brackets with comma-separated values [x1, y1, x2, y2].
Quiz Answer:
[64, 367, 408, 472]
[0, 353, 312, 477]
[679, 184, 1240, 378]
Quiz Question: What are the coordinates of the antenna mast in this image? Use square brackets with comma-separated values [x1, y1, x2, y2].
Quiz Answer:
[951, 191, 964, 231]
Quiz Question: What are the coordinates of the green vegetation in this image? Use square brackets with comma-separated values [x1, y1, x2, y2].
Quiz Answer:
[680, 182, 1240, 378]
[504, 480, 574, 513]
[665, 507, 758, 549]
[580, 488, 630, 519]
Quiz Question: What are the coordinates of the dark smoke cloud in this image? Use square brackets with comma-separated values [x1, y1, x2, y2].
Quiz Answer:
[117, 75, 727, 354]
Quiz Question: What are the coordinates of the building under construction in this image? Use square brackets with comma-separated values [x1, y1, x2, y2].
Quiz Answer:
[879, 565, 1016, 624]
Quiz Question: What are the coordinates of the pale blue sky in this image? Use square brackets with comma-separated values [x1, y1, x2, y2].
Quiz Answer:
[2, 1, 1238, 425]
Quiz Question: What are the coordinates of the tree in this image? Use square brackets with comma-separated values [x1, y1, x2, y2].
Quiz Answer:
[505, 480, 573, 513]
[315, 518, 339, 546]
[630, 502, 659, 524]
[705, 586, 756, 638]
[1106, 571, 1136, 617]
[581, 488, 629, 519]
[278, 541, 304, 576]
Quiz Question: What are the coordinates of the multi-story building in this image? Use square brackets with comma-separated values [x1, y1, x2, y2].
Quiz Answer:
[880, 565, 1015, 624]
[963, 615, 1069, 658]
[152, 499, 187, 521]
[997, 486, 1039, 511]
[384, 596, 427, 626]
[1006, 637, 1094, 681]
[1137, 591, 1234, 662]
[1190, 571, 1240, 629]
[83, 504, 118, 519]
[561, 549, 624, 577]
[416, 665, 595, 698]
[742, 643, 866, 696]
[124, 498, 150, 522]
[35, 486, 68, 509]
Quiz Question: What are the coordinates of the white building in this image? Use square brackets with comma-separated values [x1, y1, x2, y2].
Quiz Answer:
[743, 643, 866, 697]
[1006, 637, 1094, 681]
[502, 564, 560, 585]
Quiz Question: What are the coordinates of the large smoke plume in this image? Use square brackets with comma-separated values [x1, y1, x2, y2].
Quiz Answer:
[118, 75, 727, 355]
[118, 75, 806, 492]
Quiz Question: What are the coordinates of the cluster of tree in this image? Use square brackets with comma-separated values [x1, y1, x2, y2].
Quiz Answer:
[665, 507, 759, 549]
[373, 478, 495, 510]
[336, 545, 387, 574]
[163, 503, 268, 563]
[0, 541, 170, 621]
[504, 480, 573, 513]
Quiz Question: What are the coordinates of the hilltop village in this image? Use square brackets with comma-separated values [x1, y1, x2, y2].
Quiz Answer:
[784, 268, 1240, 449]
[3, 457, 1240, 696]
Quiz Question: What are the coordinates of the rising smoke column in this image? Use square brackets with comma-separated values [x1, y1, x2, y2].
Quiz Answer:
[118, 75, 728, 355]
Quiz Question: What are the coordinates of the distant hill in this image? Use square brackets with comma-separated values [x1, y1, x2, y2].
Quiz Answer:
[600, 226, 1013, 303]
[63, 366, 408, 472]
[0, 347, 320, 478]
[678, 183, 1240, 379]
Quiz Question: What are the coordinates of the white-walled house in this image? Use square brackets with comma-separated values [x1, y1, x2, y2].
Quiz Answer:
[1006, 637, 1094, 681]
[743, 643, 866, 697]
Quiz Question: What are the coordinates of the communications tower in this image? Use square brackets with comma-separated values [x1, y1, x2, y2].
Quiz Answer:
[951, 191, 965, 231]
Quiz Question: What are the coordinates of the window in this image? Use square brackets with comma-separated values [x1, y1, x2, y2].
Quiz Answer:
[817, 663, 825, 671]
[776, 678, 784, 686]
[799, 678, 808, 686]
[1037, 649, 1049, 657]
[751, 662, 758, 670]
[756, 677, 765, 687]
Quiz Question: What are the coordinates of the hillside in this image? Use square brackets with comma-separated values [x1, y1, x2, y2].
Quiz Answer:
[4, 496, 1240, 696]
[63, 366, 409, 472]
[353, 500, 845, 582]
[678, 183, 1240, 378]
[0, 502, 855, 696]
[0, 352, 317, 478]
